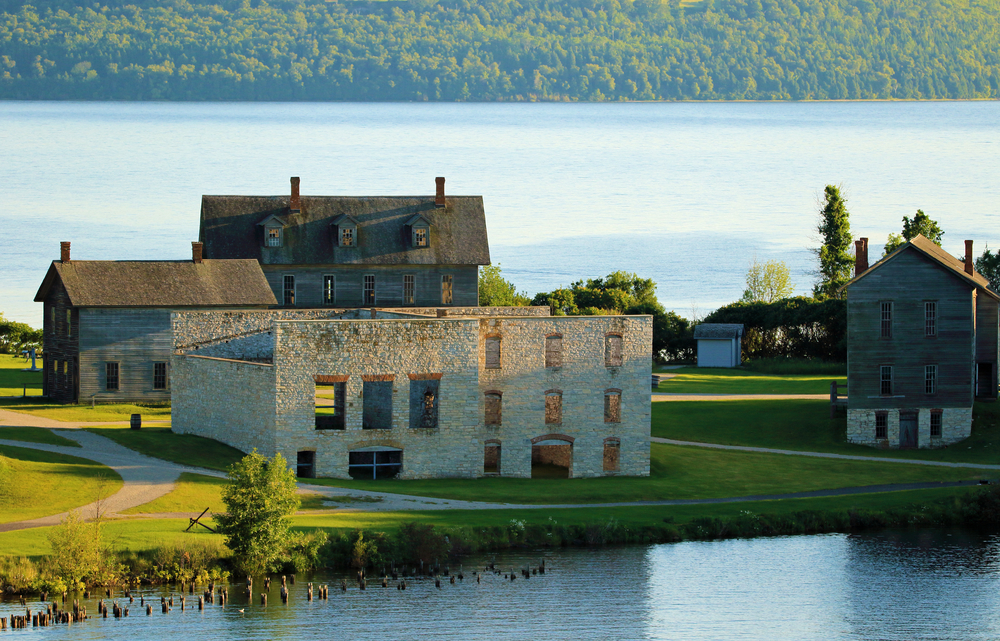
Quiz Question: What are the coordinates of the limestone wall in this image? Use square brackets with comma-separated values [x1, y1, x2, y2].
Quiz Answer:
[172, 309, 354, 350]
[171, 354, 278, 455]
[382, 306, 551, 317]
[847, 407, 971, 448]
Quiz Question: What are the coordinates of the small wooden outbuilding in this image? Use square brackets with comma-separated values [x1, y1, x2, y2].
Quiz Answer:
[693, 323, 744, 368]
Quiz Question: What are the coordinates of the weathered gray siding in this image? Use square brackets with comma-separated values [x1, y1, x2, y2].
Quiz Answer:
[975, 293, 999, 398]
[42, 280, 78, 402]
[263, 265, 478, 308]
[78, 308, 173, 403]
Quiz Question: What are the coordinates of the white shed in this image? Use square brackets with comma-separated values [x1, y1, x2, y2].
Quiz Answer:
[694, 323, 744, 368]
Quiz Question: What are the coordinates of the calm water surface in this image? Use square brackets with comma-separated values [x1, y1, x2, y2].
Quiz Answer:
[4, 529, 1000, 640]
[1, 101, 999, 325]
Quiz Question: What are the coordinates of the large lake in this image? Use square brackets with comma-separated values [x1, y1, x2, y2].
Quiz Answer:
[4, 529, 1000, 640]
[2, 101, 999, 325]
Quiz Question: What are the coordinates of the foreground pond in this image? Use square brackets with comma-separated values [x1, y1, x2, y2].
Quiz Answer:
[5, 528, 1000, 640]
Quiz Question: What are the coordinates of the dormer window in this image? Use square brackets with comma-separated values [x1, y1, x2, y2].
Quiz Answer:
[266, 227, 282, 247]
[405, 214, 431, 249]
[331, 214, 359, 248]
[256, 214, 288, 248]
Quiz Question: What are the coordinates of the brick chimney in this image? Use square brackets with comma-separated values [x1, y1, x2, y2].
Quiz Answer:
[60, 241, 71, 263]
[854, 237, 868, 277]
[192, 241, 204, 264]
[435, 177, 446, 208]
[965, 240, 974, 275]
[290, 176, 301, 212]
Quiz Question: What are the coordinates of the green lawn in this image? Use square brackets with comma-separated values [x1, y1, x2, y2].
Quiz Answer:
[121, 473, 227, 515]
[654, 399, 1000, 466]
[655, 366, 846, 395]
[0, 425, 80, 447]
[0, 355, 43, 397]
[82, 427, 244, 472]
[0, 444, 123, 524]
[0, 398, 171, 423]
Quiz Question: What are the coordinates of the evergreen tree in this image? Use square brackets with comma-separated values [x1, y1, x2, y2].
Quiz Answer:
[814, 185, 853, 299]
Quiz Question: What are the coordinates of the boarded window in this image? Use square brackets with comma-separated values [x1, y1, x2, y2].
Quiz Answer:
[362, 380, 393, 430]
[153, 362, 167, 390]
[485, 336, 501, 369]
[340, 227, 354, 247]
[106, 362, 119, 391]
[880, 365, 893, 396]
[484, 441, 501, 474]
[316, 381, 346, 430]
[880, 302, 893, 338]
[283, 275, 295, 306]
[485, 392, 502, 426]
[925, 364, 937, 395]
[604, 390, 621, 423]
[266, 227, 281, 247]
[875, 411, 888, 439]
[545, 391, 562, 425]
[409, 378, 440, 429]
[605, 334, 623, 367]
[925, 302, 937, 337]
[603, 438, 620, 473]
[323, 275, 336, 306]
[349, 449, 402, 480]
[930, 410, 942, 438]
[441, 274, 453, 305]
[363, 274, 376, 306]
[403, 275, 415, 305]
[545, 335, 562, 368]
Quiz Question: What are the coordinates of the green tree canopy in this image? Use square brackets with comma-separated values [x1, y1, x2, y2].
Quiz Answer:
[0, 313, 42, 355]
[814, 185, 853, 300]
[216, 451, 300, 577]
[975, 246, 1000, 291]
[478, 264, 530, 307]
[742, 258, 795, 303]
[883, 209, 944, 256]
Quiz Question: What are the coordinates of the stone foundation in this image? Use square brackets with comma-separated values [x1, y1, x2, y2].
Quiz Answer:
[846, 407, 972, 449]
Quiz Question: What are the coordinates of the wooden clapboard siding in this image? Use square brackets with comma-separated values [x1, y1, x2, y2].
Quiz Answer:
[42, 280, 79, 402]
[975, 294, 999, 395]
[78, 308, 173, 403]
[848, 249, 979, 410]
[263, 265, 478, 308]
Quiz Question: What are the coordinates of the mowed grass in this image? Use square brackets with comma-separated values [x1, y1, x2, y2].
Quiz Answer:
[301, 442, 987, 504]
[0, 355, 43, 397]
[122, 473, 227, 515]
[0, 485, 981, 557]
[0, 444, 123, 524]
[0, 425, 80, 447]
[655, 366, 846, 395]
[654, 400, 1000, 466]
[82, 427, 244, 472]
[0, 398, 171, 423]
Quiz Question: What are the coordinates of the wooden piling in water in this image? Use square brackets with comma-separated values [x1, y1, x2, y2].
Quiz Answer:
[146, 604, 152, 615]
[261, 593, 267, 606]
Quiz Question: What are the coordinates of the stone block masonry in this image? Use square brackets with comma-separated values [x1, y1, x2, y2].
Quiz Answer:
[847, 407, 971, 449]
[172, 311, 651, 479]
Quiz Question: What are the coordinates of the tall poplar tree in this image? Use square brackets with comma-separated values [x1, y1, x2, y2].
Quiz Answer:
[814, 185, 853, 299]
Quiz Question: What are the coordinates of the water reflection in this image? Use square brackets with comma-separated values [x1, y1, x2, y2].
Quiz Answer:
[4, 529, 1000, 640]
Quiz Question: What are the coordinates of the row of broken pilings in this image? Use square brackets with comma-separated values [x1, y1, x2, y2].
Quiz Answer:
[1, 595, 89, 630]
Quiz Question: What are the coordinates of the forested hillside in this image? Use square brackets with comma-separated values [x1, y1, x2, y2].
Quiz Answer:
[1, 0, 998, 100]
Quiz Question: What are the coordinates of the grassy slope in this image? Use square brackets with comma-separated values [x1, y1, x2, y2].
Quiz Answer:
[82, 427, 244, 472]
[0, 425, 80, 447]
[122, 472, 328, 514]
[0, 398, 171, 423]
[0, 444, 123, 523]
[0, 355, 42, 397]
[654, 400, 1000, 465]
[655, 367, 846, 395]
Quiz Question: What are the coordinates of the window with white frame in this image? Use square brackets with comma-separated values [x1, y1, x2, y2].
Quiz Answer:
[880, 302, 893, 338]
[875, 411, 888, 439]
[106, 362, 119, 391]
[403, 275, 415, 306]
[930, 411, 942, 438]
[340, 226, 355, 247]
[266, 227, 281, 247]
[880, 365, 893, 396]
[153, 362, 167, 390]
[323, 275, 336, 306]
[413, 227, 427, 247]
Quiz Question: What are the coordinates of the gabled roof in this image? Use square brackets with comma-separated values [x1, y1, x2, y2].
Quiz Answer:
[405, 214, 431, 227]
[694, 323, 744, 339]
[256, 214, 288, 227]
[330, 213, 358, 227]
[34, 260, 277, 307]
[200, 195, 490, 266]
[846, 235, 999, 300]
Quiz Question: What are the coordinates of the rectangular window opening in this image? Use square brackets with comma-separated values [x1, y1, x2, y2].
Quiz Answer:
[348, 450, 401, 480]
[545, 393, 562, 425]
[403, 275, 415, 306]
[323, 275, 336, 306]
[414, 228, 427, 247]
[485, 393, 502, 426]
[604, 392, 622, 423]
[605, 335, 623, 367]
[930, 411, 943, 438]
[925, 302, 937, 337]
[484, 443, 501, 475]
[925, 364, 937, 395]
[66, 309, 71, 337]
[316, 381, 346, 430]
[409, 379, 440, 429]
[283, 275, 295, 306]
[880, 365, 893, 396]
[106, 362, 119, 391]
[441, 274, 453, 305]
[153, 362, 167, 390]
[880, 302, 893, 338]
[363, 274, 376, 306]
[362, 380, 393, 430]
[603, 440, 620, 473]
[485, 337, 501, 370]
[340, 227, 354, 247]
[875, 412, 888, 440]
[267, 227, 281, 247]
[296, 451, 315, 479]
[545, 335, 563, 368]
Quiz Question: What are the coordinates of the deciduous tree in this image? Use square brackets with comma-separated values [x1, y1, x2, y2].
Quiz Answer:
[478, 264, 530, 306]
[883, 209, 944, 256]
[741, 258, 794, 303]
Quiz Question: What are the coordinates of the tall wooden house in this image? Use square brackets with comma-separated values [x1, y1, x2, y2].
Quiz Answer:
[34, 242, 276, 403]
[198, 177, 490, 308]
[845, 235, 999, 449]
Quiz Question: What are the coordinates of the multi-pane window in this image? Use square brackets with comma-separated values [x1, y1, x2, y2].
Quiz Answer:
[925, 364, 937, 395]
[441, 275, 453, 305]
[283, 275, 295, 306]
[403, 275, 415, 306]
[340, 227, 354, 247]
[485, 392, 502, 426]
[413, 228, 427, 247]
[266, 227, 281, 247]
[880, 302, 893, 338]
[545, 335, 563, 368]
[485, 337, 501, 369]
[348, 450, 402, 480]
[925, 302, 937, 337]
[323, 275, 336, 306]
[363, 274, 376, 305]
[605, 334, 623, 367]
[875, 412, 888, 439]
[880, 365, 893, 396]
[106, 362, 119, 391]
[153, 362, 167, 390]
[604, 390, 622, 423]
[544, 391, 562, 425]
[930, 411, 943, 438]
